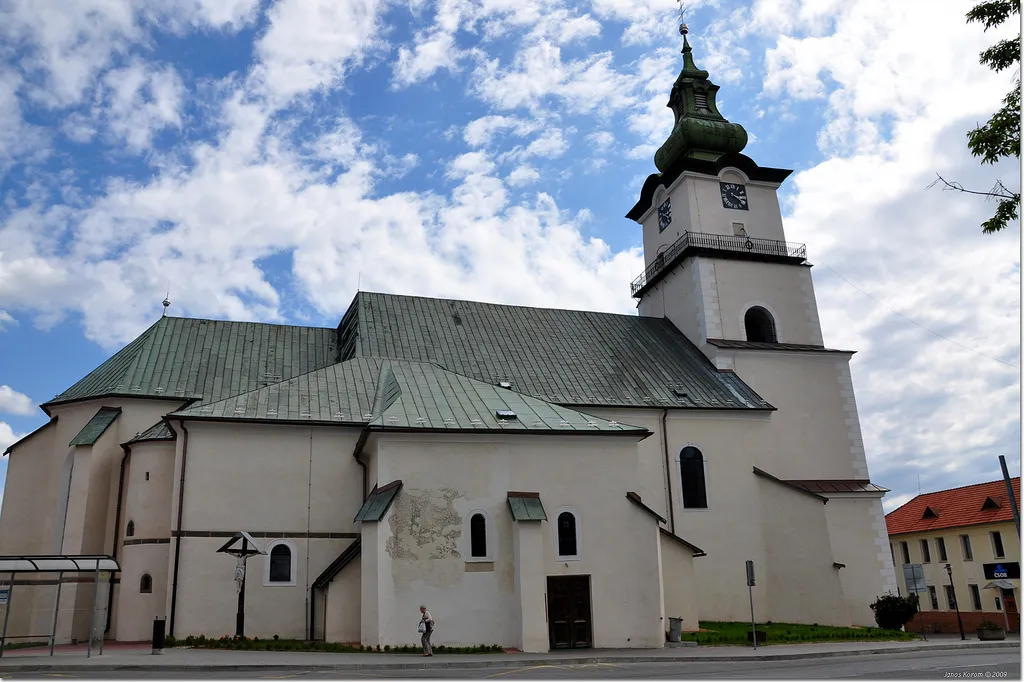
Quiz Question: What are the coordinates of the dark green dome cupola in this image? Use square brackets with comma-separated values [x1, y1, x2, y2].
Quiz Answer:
[653, 24, 748, 172]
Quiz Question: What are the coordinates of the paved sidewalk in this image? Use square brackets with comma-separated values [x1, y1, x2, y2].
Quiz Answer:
[0, 635, 1017, 673]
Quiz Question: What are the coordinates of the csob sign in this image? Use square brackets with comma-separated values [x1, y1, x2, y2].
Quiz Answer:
[983, 562, 1021, 580]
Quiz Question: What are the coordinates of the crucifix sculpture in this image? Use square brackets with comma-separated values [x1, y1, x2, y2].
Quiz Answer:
[216, 532, 266, 638]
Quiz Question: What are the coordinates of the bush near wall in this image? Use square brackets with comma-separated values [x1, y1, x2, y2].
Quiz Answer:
[164, 635, 504, 654]
[678, 621, 918, 645]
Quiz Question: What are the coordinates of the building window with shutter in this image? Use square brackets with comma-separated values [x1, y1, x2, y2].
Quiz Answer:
[944, 585, 957, 609]
[920, 539, 931, 563]
[900, 541, 910, 564]
[992, 531, 1005, 558]
[928, 585, 939, 610]
[680, 447, 708, 509]
[937, 537, 948, 562]
[970, 584, 982, 610]
[960, 534, 973, 561]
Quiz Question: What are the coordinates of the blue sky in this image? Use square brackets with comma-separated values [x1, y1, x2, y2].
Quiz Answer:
[0, 0, 1019, 513]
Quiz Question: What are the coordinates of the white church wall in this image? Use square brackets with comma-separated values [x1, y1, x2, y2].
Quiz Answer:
[324, 552, 361, 643]
[823, 495, 899, 626]
[660, 533, 700, 633]
[124, 441, 176, 541]
[712, 260, 823, 346]
[755, 475, 851, 626]
[726, 352, 863, 481]
[683, 173, 787, 242]
[164, 421, 365, 640]
[116, 542, 170, 641]
[371, 433, 663, 649]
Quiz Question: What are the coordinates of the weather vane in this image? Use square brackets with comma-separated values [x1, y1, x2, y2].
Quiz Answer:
[677, 0, 688, 33]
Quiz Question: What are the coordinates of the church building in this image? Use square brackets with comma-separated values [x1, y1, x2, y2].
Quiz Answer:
[0, 29, 898, 652]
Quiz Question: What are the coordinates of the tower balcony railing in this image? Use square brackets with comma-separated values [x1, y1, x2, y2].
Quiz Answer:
[630, 231, 808, 298]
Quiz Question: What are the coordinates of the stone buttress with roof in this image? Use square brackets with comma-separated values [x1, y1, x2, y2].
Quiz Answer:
[0, 28, 896, 651]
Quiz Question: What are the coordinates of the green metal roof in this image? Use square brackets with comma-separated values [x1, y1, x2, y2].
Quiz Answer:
[46, 317, 337, 409]
[507, 492, 547, 521]
[126, 420, 177, 445]
[353, 481, 403, 522]
[167, 358, 649, 434]
[344, 292, 771, 410]
[69, 407, 121, 446]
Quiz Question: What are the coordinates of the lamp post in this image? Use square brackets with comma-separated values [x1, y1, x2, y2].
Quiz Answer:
[944, 563, 966, 640]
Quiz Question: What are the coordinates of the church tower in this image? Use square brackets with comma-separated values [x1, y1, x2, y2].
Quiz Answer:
[627, 24, 824, 367]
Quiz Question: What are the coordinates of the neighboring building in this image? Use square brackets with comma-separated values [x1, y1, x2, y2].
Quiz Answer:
[887, 478, 1021, 633]
[0, 28, 897, 652]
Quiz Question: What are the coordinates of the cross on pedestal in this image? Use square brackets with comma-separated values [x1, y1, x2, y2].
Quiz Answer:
[216, 532, 266, 638]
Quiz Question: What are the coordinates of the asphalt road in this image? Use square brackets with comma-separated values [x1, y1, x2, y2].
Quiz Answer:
[2, 649, 1019, 679]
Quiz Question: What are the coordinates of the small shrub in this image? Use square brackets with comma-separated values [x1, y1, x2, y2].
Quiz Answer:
[869, 593, 919, 631]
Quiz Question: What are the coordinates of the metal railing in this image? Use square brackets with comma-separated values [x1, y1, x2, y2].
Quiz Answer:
[631, 231, 807, 297]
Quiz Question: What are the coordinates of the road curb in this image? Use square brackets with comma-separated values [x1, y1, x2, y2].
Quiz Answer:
[0, 641, 1018, 673]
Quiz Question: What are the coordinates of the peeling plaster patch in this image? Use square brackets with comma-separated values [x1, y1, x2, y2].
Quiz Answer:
[387, 488, 463, 561]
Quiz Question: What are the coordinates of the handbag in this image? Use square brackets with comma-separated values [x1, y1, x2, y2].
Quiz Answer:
[418, 621, 426, 633]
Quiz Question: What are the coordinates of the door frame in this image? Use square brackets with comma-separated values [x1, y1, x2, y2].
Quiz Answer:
[546, 574, 593, 650]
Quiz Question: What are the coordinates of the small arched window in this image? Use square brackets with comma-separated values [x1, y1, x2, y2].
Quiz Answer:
[557, 511, 578, 557]
[680, 447, 708, 509]
[744, 307, 777, 343]
[470, 513, 487, 558]
[125, 520, 135, 538]
[269, 544, 292, 583]
[139, 573, 152, 594]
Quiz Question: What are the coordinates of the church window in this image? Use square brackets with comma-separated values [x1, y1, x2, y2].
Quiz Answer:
[679, 447, 708, 509]
[555, 510, 580, 559]
[126, 520, 135, 538]
[140, 573, 152, 594]
[470, 513, 487, 558]
[265, 540, 297, 586]
[744, 307, 777, 343]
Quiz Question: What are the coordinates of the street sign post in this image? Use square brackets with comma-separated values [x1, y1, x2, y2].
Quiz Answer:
[902, 564, 927, 640]
[746, 560, 757, 650]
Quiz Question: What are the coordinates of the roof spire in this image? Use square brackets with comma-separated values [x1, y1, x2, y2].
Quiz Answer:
[652, 20, 748, 172]
[162, 292, 170, 317]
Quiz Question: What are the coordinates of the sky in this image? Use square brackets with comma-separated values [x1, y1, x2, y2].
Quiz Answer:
[0, 0, 1019, 515]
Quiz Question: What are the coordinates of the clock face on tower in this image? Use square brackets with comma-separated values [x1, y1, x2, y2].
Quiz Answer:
[658, 198, 672, 232]
[720, 182, 748, 210]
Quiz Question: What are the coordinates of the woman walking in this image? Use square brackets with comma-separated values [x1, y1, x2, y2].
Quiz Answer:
[419, 605, 435, 656]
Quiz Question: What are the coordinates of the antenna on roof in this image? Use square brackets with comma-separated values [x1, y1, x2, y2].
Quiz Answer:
[357, 272, 361, 292]
[162, 291, 171, 317]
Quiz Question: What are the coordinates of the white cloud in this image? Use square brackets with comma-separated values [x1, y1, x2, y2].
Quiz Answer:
[253, 0, 383, 103]
[101, 60, 185, 152]
[587, 130, 615, 151]
[394, 28, 462, 86]
[0, 387, 34, 416]
[507, 164, 540, 186]
[0, 422, 25, 453]
[463, 115, 539, 147]
[0, 311, 15, 330]
[523, 128, 570, 159]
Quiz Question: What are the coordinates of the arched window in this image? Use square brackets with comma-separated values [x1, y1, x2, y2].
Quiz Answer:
[125, 520, 135, 537]
[744, 307, 777, 343]
[470, 513, 487, 558]
[557, 511, 578, 558]
[139, 573, 152, 594]
[680, 447, 708, 509]
[269, 544, 292, 583]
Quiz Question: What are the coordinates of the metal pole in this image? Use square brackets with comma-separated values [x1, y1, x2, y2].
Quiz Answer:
[87, 564, 101, 658]
[0, 572, 15, 659]
[50, 572, 64, 657]
[999, 456, 1020, 539]
[945, 564, 966, 640]
[1001, 590, 1010, 633]
[917, 590, 926, 641]
[748, 583, 757, 650]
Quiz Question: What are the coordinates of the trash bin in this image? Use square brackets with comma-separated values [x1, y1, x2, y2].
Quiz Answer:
[668, 617, 683, 642]
[152, 618, 166, 655]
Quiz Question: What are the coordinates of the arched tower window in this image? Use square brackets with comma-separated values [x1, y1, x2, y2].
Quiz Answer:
[125, 520, 135, 537]
[680, 447, 708, 509]
[557, 511, 578, 558]
[470, 513, 487, 558]
[139, 573, 152, 593]
[744, 307, 777, 343]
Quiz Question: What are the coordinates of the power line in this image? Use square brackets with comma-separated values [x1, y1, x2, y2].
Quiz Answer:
[816, 260, 1019, 369]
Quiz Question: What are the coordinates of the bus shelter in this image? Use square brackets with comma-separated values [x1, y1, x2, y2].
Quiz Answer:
[0, 555, 119, 658]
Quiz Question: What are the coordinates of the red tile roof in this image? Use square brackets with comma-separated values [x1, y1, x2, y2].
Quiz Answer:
[886, 477, 1021, 536]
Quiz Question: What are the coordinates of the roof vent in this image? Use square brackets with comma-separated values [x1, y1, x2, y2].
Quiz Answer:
[496, 410, 517, 420]
[498, 381, 512, 389]
[921, 506, 938, 519]
[982, 496, 1001, 511]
